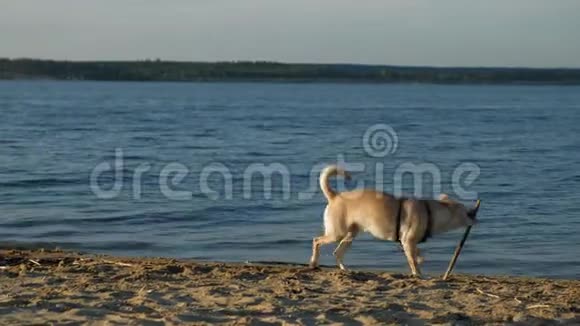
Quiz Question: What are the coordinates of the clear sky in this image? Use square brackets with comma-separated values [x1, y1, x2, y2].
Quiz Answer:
[2, 0, 580, 67]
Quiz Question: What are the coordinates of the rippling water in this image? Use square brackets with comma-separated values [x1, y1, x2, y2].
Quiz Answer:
[1, 81, 579, 278]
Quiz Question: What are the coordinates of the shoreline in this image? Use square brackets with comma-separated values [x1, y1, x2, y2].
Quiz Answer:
[2, 78, 580, 86]
[1, 249, 578, 325]
[3, 58, 580, 85]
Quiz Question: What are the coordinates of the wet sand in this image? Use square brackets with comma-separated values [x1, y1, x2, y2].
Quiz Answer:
[0, 249, 578, 325]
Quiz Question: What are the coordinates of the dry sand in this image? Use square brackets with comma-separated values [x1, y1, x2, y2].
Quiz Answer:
[0, 249, 578, 325]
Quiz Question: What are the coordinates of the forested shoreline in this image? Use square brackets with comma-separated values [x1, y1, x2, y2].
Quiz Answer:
[2, 58, 580, 84]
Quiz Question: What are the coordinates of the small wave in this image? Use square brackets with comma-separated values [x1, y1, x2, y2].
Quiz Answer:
[0, 240, 162, 252]
[0, 219, 61, 228]
[86, 241, 162, 251]
[193, 128, 219, 137]
[59, 127, 98, 132]
[71, 205, 267, 226]
[0, 178, 82, 188]
[269, 140, 291, 145]
[130, 136, 157, 142]
[557, 174, 580, 183]
[246, 151, 276, 157]
[30, 230, 82, 238]
[0, 241, 85, 251]
[202, 238, 304, 250]
[285, 130, 315, 136]
[72, 211, 195, 225]
[100, 154, 152, 161]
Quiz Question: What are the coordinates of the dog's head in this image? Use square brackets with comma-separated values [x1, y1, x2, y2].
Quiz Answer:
[437, 194, 480, 228]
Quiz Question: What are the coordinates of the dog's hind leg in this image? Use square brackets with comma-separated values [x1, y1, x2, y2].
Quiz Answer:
[333, 231, 356, 271]
[309, 235, 335, 268]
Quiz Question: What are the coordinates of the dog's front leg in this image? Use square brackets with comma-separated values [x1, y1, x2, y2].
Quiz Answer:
[402, 241, 422, 277]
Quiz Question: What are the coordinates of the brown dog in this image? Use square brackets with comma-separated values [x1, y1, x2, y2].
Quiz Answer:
[309, 165, 478, 276]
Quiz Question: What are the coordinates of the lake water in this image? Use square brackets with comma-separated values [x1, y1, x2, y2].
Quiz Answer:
[1, 81, 579, 278]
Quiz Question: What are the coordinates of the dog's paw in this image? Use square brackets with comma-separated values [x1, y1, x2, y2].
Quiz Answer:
[308, 262, 320, 270]
[338, 266, 349, 273]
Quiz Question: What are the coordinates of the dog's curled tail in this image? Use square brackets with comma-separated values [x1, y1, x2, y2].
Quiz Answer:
[319, 165, 350, 201]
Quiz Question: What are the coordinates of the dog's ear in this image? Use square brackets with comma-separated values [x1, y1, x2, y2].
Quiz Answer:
[438, 194, 454, 208]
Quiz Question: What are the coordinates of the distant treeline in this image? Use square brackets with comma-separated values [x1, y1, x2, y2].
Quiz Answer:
[1, 58, 580, 84]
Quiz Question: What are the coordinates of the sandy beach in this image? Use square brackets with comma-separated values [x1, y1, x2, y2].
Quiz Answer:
[0, 249, 578, 325]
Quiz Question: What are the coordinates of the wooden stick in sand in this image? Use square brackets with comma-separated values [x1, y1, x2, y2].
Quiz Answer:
[442, 199, 481, 281]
